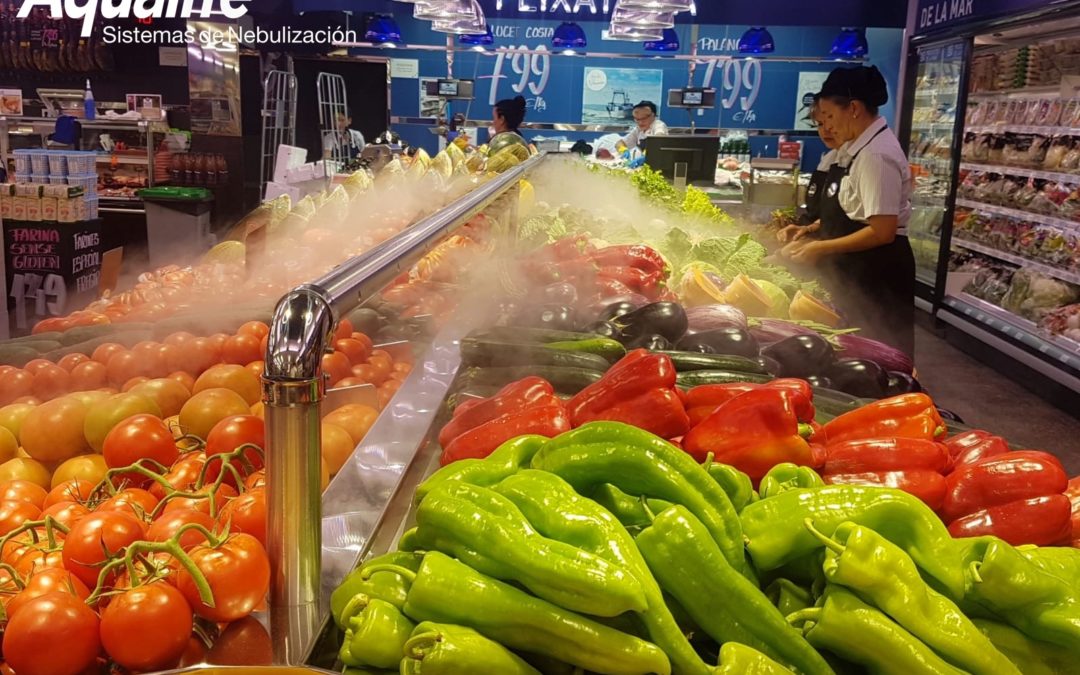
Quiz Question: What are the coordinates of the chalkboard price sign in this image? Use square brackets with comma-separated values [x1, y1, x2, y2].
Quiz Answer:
[4, 219, 103, 334]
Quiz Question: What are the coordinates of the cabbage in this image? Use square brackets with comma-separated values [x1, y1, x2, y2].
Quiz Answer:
[752, 279, 791, 318]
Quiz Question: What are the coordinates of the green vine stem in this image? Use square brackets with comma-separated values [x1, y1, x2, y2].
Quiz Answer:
[194, 443, 265, 490]
[86, 537, 215, 609]
[87, 458, 174, 505]
[0, 516, 70, 558]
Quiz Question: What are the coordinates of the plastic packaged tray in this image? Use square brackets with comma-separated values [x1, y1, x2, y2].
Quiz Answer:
[47, 152, 68, 176]
[12, 149, 30, 175]
[66, 174, 98, 192]
[29, 152, 48, 175]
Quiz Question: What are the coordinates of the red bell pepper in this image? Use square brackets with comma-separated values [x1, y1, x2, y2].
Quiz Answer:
[568, 350, 676, 426]
[588, 245, 668, 277]
[440, 404, 570, 466]
[541, 235, 595, 262]
[574, 387, 689, 439]
[824, 470, 948, 512]
[947, 495, 1074, 546]
[823, 437, 950, 475]
[596, 266, 663, 298]
[592, 277, 637, 299]
[682, 388, 816, 481]
[822, 393, 946, 445]
[684, 379, 815, 425]
[942, 430, 1009, 469]
[941, 450, 1068, 524]
[439, 377, 557, 447]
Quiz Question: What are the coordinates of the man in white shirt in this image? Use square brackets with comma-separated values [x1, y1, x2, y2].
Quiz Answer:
[621, 101, 668, 150]
[323, 108, 366, 162]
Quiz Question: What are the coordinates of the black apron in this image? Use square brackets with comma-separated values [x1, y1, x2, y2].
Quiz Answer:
[817, 129, 916, 357]
[799, 168, 828, 225]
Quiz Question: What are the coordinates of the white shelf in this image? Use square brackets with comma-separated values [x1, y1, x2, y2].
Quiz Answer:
[956, 198, 1080, 232]
[966, 124, 1080, 135]
[943, 293, 1080, 363]
[952, 237, 1080, 285]
[959, 162, 1080, 184]
[912, 122, 956, 132]
[969, 85, 1063, 98]
[96, 155, 149, 166]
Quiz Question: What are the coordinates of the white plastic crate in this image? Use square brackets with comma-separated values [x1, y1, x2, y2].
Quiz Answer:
[47, 152, 68, 176]
[29, 152, 48, 175]
[13, 150, 30, 175]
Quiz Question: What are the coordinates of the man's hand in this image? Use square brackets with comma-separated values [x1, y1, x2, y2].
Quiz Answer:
[776, 221, 820, 244]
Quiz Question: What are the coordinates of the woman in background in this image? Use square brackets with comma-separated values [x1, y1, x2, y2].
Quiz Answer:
[778, 95, 844, 237]
[780, 65, 916, 356]
[491, 96, 528, 146]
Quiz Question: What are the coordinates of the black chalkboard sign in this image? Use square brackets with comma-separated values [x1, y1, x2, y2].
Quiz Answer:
[4, 219, 103, 336]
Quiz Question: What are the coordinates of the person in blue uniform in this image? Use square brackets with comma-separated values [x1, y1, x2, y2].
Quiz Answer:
[779, 66, 916, 356]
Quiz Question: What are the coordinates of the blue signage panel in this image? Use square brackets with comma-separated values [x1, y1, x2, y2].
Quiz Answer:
[913, 0, 1075, 35]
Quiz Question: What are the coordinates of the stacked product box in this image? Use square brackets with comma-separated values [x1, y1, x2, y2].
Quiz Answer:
[0, 182, 89, 223]
[11, 150, 98, 220]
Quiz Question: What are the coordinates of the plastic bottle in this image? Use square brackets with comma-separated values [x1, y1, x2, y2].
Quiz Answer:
[83, 78, 95, 120]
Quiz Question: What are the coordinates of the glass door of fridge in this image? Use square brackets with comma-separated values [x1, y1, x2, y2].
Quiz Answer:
[907, 39, 971, 306]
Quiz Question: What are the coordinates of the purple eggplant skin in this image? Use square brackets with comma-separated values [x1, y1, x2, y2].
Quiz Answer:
[805, 374, 833, 389]
[625, 333, 673, 351]
[585, 294, 650, 321]
[619, 302, 689, 343]
[529, 304, 578, 332]
[885, 371, 922, 397]
[748, 318, 817, 347]
[936, 407, 965, 424]
[598, 301, 640, 323]
[756, 355, 782, 376]
[541, 282, 579, 305]
[685, 304, 748, 333]
[583, 320, 624, 340]
[760, 334, 835, 378]
[835, 333, 914, 374]
[825, 358, 890, 399]
[676, 328, 760, 359]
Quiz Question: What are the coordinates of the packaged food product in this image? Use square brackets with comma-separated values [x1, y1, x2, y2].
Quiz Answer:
[1060, 140, 1080, 171]
[1044, 136, 1071, 169]
[1061, 99, 1080, 126]
[1039, 98, 1063, 126]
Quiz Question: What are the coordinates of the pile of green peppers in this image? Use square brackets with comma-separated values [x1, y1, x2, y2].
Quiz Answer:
[330, 422, 1080, 675]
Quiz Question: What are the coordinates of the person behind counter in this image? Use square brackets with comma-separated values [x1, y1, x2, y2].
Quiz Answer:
[779, 95, 844, 232]
[778, 65, 916, 356]
[491, 95, 529, 146]
[621, 101, 668, 150]
[323, 107, 366, 161]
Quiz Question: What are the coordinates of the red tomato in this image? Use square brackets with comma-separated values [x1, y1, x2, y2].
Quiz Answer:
[3, 592, 101, 675]
[246, 360, 265, 381]
[69, 361, 108, 391]
[62, 511, 145, 587]
[44, 479, 96, 509]
[167, 371, 197, 393]
[31, 364, 70, 400]
[100, 582, 193, 671]
[176, 533, 270, 622]
[0, 500, 42, 536]
[222, 334, 262, 366]
[0, 370, 34, 405]
[91, 342, 125, 365]
[121, 376, 150, 392]
[102, 414, 180, 485]
[245, 469, 266, 490]
[5, 568, 90, 620]
[333, 318, 353, 342]
[106, 351, 151, 387]
[206, 615, 272, 665]
[163, 331, 197, 347]
[11, 547, 65, 577]
[22, 359, 54, 375]
[204, 415, 265, 485]
[147, 509, 216, 551]
[40, 500, 90, 529]
[334, 338, 372, 365]
[0, 480, 48, 509]
[237, 321, 270, 340]
[351, 332, 374, 353]
[149, 452, 206, 501]
[321, 352, 352, 387]
[162, 483, 238, 517]
[217, 488, 266, 547]
[97, 488, 159, 523]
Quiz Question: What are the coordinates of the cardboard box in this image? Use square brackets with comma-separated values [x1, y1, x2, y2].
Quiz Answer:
[40, 197, 57, 221]
[57, 198, 78, 223]
[11, 197, 28, 220]
[25, 198, 42, 222]
[76, 198, 88, 222]
[42, 184, 84, 199]
[272, 145, 307, 184]
[15, 183, 41, 198]
[0, 194, 11, 219]
[263, 181, 302, 203]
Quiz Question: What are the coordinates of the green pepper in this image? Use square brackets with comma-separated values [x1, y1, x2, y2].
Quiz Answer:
[401, 621, 541, 675]
[330, 552, 423, 628]
[765, 579, 814, 617]
[972, 617, 1080, 675]
[401, 551, 672, 675]
[705, 461, 758, 513]
[968, 537, 1080, 650]
[342, 668, 396, 675]
[547, 337, 626, 362]
[787, 586, 967, 675]
[716, 643, 795, 675]
[415, 435, 547, 503]
[1017, 544, 1080, 580]
[635, 504, 833, 675]
[412, 481, 646, 617]
[531, 421, 746, 573]
[338, 597, 415, 669]
[807, 520, 1020, 675]
[758, 463, 825, 499]
[740, 485, 968, 599]
[589, 483, 672, 529]
[494, 469, 716, 675]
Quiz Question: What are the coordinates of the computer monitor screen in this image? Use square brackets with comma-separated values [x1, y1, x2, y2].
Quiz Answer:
[438, 80, 459, 97]
[643, 135, 720, 183]
[681, 90, 704, 106]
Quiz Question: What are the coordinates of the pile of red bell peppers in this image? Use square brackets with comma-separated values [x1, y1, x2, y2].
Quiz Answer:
[525, 240, 675, 302]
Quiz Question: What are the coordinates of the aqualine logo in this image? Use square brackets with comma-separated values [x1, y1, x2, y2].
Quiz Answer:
[18, 0, 251, 38]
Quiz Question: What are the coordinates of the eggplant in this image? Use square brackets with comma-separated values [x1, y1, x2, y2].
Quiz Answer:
[936, 407, 965, 424]
[761, 334, 835, 378]
[599, 301, 640, 323]
[539, 282, 578, 306]
[528, 304, 577, 332]
[885, 371, 922, 397]
[681, 342, 717, 354]
[756, 355, 782, 376]
[619, 302, 689, 343]
[825, 358, 890, 399]
[676, 328, 759, 359]
[805, 375, 833, 389]
[583, 320, 624, 340]
[625, 333, 672, 351]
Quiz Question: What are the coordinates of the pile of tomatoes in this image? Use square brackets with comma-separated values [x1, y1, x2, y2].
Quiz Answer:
[0, 405, 280, 675]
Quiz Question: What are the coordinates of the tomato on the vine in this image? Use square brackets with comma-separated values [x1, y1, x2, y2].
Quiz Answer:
[44, 478, 95, 508]
[245, 469, 266, 490]
[102, 414, 180, 486]
[12, 547, 65, 577]
[176, 533, 269, 622]
[5, 567, 90, 619]
[147, 508, 216, 551]
[3, 591, 101, 675]
[217, 488, 266, 547]
[62, 511, 145, 587]
[204, 415, 265, 485]
[96, 487, 159, 523]
[206, 615, 273, 666]
[100, 582, 193, 672]
[149, 452, 206, 501]
[40, 500, 90, 529]
[0, 499, 42, 536]
[0, 480, 48, 509]
[161, 483, 238, 518]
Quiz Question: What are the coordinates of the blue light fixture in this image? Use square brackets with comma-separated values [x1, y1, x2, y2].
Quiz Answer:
[831, 27, 868, 57]
[459, 26, 494, 49]
[644, 28, 679, 52]
[552, 22, 587, 53]
[738, 26, 774, 55]
[365, 14, 402, 45]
